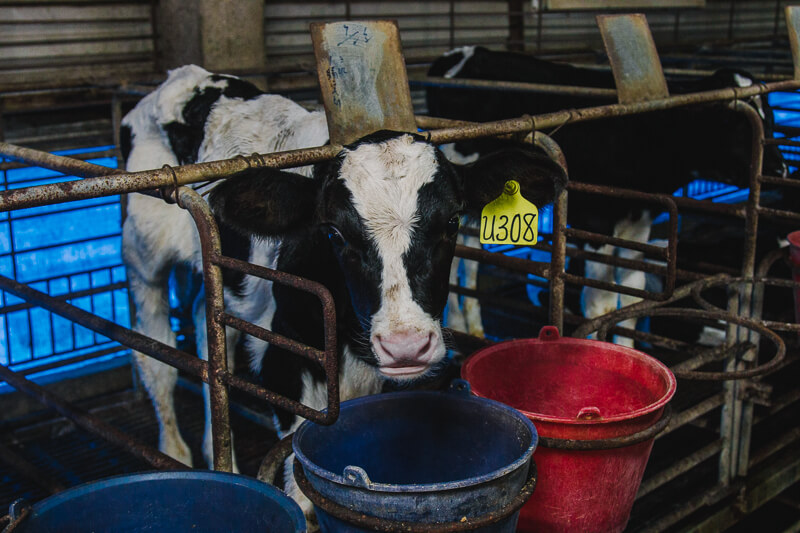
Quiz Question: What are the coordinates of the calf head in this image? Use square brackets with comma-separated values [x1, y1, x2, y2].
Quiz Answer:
[210, 131, 566, 380]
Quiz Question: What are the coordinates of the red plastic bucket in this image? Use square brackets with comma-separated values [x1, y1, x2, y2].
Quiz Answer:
[789, 231, 800, 327]
[462, 326, 676, 533]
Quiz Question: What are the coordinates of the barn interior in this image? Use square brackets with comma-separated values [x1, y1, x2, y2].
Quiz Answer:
[1, 1, 799, 531]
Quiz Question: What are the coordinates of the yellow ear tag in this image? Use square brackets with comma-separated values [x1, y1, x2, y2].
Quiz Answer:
[480, 180, 539, 245]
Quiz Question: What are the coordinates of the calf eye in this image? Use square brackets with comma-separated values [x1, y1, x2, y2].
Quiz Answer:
[447, 215, 461, 237]
[327, 225, 347, 247]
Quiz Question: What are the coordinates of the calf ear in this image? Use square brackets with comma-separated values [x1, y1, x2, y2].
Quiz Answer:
[458, 147, 567, 217]
[208, 167, 319, 238]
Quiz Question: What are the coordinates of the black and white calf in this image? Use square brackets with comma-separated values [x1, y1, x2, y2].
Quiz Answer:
[428, 46, 789, 345]
[121, 65, 566, 501]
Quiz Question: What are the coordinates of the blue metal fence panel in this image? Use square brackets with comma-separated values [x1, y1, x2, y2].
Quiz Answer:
[0, 146, 130, 381]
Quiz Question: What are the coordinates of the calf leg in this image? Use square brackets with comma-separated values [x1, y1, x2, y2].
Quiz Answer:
[461, 234, 485, 338]
[613, 212, 652, 348]
[581, 243, 619, 339]
[446, 258, 468, 334]
[194, 289, 241, 473]
[270, 356, 382, 530]
[128, 267, 192, 466]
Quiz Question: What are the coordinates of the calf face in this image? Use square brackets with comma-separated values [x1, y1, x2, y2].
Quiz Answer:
[210, 130, 566, 380]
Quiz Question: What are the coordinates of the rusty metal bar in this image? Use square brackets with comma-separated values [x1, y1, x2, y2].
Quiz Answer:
[670, 343, 755, 375]
[424, 79, 800, 146]
[572, 274, 728, 339]
[0, 144, 341, 429]
[455, 244, 549, 277]
[0, 141, 342, 212]
[754, 388, 800, 424]
[636, 440, 724, 499]
[637, 484, 739, 533]
[529, 131, 568, 331]
[0, 363, 186, 471]
[411, 75, 618, 98]
[661, 392, 727, 438]
[219, 312, 326, 362]
[566, 181, 679, 302]
[2, 78, 798, 213]
[693, 277, 800, 334]
[596, 308, 786, 381]
[566, 247, 670, 277]
[0, 281, 127, 315]
[564, 227, 669, 258]
[0, 273, 209, 377]
[211, 248, 340, 423]
[733, 100, 767, 480]
[176, 187, 232, 472]
[0, 271, 336, 425]
[757, 205, 800, 223]
[749, 427, 800, 468]
[668, 194, 746, 217]
[448, 283, 549, 324]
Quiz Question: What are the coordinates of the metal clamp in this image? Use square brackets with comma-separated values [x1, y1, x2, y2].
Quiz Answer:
[293, 457, 537, 533]
[538, 404, 672, 451]
[159, 164, 183, 207]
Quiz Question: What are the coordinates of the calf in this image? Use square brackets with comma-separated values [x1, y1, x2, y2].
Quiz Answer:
[428, 46, 788, 344]
[121, 65, 566, 509]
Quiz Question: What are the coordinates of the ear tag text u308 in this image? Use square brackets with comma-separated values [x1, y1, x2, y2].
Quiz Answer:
[480, 180, 538, 245]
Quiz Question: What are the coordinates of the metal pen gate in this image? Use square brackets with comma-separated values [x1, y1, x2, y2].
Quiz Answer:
[0, 11, 799, 533]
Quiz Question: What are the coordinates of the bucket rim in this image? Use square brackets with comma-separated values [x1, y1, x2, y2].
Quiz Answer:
[788, 230, 800, 248]
[462, 336, 677, 426]
[23, 470, 305, 529]
[786, 230, 800, 249]
[293, 390, 537, 493]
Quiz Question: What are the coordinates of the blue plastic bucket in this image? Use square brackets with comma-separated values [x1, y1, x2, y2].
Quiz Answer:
[10, 471, 305, 533]
[293, 387, 537, 532]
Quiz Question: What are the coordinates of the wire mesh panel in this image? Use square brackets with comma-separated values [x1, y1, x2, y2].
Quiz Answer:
[0, 146, 129, 381]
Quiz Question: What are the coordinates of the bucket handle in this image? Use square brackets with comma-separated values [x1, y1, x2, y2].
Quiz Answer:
[538, 326, 560, 341]
[258, 434, 377, 491]
[342, 466, 373, 489]
[448, 378, 472, 396]
[258, 433, 294, 485]
[539, 404, 672, 451]
[1, 500, 30, 533]
[293, 457, 538, 532]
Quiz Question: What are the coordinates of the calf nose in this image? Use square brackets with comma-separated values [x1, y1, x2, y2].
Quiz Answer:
[374, 331, 435, 365]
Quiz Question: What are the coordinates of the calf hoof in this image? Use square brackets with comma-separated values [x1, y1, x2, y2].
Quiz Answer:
[161, 439, 192, 467]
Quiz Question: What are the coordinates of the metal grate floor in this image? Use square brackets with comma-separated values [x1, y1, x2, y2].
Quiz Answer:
[0, 385, 278, 512]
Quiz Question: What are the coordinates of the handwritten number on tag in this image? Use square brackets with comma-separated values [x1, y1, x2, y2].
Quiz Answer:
[481, 213, 537, 244]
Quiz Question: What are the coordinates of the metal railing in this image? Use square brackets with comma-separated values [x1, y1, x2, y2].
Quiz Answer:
[0, 73, 798, 530]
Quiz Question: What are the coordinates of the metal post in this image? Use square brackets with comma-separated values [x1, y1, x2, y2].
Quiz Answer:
[177, 187, 233, 472]
[733, 101, 766, 479]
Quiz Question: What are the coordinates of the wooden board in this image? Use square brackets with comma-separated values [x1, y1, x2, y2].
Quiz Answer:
[786, 6, 800, 81]
[597, 13, 669, 104]
[311, 20, 417, 146]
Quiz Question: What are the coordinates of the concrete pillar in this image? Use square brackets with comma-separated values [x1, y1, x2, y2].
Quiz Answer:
[156, 0, 265, 73]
